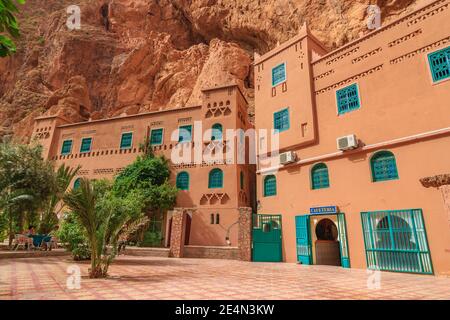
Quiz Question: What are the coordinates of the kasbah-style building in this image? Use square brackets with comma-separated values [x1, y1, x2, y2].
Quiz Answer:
[32, 0, 450, 276]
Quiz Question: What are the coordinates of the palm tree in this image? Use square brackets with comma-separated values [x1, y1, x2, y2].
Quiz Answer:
[63, 178, 144, 278]
[39, 164, 80, 234]
[63, 178, 106, 277]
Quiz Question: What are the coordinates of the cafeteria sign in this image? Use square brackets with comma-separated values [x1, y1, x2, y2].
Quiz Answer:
[310, 206, 339, 215]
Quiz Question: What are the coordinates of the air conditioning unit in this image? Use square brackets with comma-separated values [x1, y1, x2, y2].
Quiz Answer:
[337, 134, 358, 151]
[279, 151, 297, 164]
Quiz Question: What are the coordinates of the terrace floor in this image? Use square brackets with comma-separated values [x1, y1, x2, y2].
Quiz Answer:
[1, 255, 449, 300]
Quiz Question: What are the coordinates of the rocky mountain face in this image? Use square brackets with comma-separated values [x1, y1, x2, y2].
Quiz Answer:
[0, 0, 423, 141]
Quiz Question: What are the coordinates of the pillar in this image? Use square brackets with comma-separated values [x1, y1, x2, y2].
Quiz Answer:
[169, 208, 186, 258]
[238, 207, 253, 261]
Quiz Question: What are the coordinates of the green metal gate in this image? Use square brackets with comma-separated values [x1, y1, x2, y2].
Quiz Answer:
[361, 209, 433, 274]
[252, 214, 282, 262]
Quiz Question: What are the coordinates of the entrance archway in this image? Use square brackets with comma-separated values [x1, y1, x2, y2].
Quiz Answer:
[314, 218, 341, 266]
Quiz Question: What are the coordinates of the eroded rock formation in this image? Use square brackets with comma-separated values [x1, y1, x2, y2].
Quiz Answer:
[0, 0, 424, 141]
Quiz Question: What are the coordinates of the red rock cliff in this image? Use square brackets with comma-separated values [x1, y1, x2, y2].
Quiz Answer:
[0, 0, 424, 141]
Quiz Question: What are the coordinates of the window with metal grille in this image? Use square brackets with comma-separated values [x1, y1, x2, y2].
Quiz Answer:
[361, 209, 433, 274]
[371, 151, 399, 182]
[120, 132, 133, 149]
[273, 108, 290, 132]
[428, 46, 450, 82]
[263, 175, 277, 197]
[73, 178, 81, 189]
[311, 163, 330, 189]
[150, 128, 163, 145]
[61, 140, 73, 155]
[336, 83, 360, 114]
[272, 63, 286, 87]
[178, 125, 192, 142]
[208, 168, 223, 188]
[176, 171, 189, 190]
[211, 123, 222, 141]
[80, 138, 92, 153]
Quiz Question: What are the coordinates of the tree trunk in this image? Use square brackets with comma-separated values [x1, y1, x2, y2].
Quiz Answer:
[8, 209, 14, 249]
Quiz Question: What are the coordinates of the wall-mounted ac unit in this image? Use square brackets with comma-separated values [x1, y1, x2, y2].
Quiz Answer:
[337, 134, 358, 151]
[279, 151, 297, 164]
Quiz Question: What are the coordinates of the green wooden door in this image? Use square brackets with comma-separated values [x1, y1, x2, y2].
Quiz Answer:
[337, 213, 350, 268]
[252, 214, 282, 262]
[295, 215, 312, 265]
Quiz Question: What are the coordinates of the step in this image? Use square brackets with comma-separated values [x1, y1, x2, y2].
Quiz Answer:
[124, 246, 170, 257]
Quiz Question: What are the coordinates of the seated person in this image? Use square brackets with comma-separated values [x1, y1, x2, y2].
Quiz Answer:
[42, 226, 59, 251]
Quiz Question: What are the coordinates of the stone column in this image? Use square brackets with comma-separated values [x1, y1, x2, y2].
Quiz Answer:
[238, 207, 253, 261]
[169, 208, 186, 258]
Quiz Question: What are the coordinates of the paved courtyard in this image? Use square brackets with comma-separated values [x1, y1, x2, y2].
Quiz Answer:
[1, 255, 449, 300]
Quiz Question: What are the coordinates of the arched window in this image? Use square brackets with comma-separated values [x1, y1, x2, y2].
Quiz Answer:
[73, 178, 81, 189]
[263, 175, 277, 197]
[311, 163, 330, 190]
[208, 168, 223, 188]
[211, 123, 223, 141]
[176, 171, 189, 190]
[371, 151, 399, 182]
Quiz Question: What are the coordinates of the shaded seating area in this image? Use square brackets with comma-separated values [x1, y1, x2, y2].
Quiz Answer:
[12, 234, 57, 251]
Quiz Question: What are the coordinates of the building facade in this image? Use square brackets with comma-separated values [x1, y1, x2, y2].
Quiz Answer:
[32, 84, 256, 256]
[254, 0, 450, 275]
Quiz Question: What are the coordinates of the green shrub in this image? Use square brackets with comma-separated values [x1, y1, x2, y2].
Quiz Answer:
[139, 230, 162, 247]
[58, 213, 91, 260]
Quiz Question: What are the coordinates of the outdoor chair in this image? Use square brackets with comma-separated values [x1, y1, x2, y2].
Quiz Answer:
[13, 234, 33, 251]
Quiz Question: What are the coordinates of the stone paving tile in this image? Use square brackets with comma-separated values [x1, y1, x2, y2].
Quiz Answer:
[0, 255, 450, 300]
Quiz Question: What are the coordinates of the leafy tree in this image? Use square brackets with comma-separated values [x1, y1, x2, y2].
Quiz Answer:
[0, 0, 26, 57]
[113, 155, 178, 213]
[0, 142, 54, 247]
[39, 163, 80, 234]
[63, 179, 145, 278]
[57, 212, 90, 260]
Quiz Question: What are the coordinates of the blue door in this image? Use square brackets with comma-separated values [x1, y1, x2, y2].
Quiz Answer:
[295, 215, 312, 264]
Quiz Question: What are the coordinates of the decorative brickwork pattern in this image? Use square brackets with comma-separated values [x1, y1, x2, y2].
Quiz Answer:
[169, 208, 186, 258]
[238, 207, 252, 261]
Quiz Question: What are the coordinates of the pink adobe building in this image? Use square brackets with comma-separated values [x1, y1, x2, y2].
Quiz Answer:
[32, 84, 256, 260]
[254, 0, 450, 275]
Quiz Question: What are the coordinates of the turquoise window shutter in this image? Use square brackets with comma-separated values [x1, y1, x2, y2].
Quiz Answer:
[80, 138, 92, 153]
[211, 123, 223, 141]
[295, 215, 312, 265]
[336, 84, 361, 114]
[150, 128, 163, 145]
[273, 108, 290, 132]
[263, 175, 277, 197]
[311, 163, 330, 189]
[428, 46, 450, 82]
[178, 125, 192, 142]
[371, 151, 399, 182]
[176, 172, 189, 190]
[208, 168, 223, 188]
[61, 140, 73, 155]
[73, 178, 81, 189]
[272, 63, 286, 86]
[120, 132, 133, 149]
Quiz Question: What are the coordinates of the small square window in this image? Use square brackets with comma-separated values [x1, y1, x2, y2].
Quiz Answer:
[428, 46, 450, 83]
[272, 63, 286, 87]
[336, 84, 360, 115]
[120, 132, 133, 149]
[150, 128, 164, 145]
[80, 138, 92, 153]
[178, 125, 192, 142]
[61, 140, 73, 155]
[273, 108, 290, 132]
